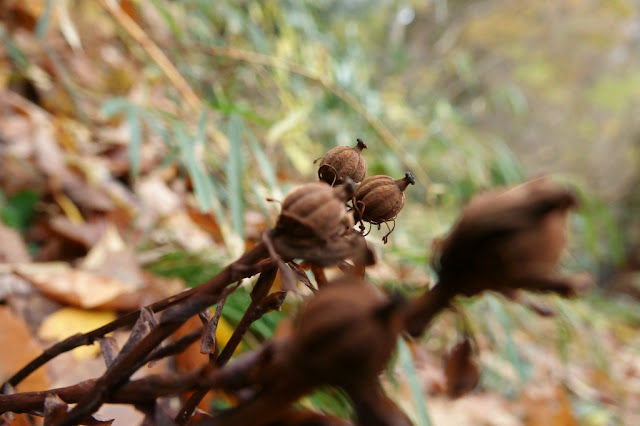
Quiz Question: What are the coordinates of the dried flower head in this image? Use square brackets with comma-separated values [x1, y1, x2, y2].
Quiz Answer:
[432, 176, 590, 297]
[317, 138, 368, 186]
[404, 176, 591, 338]
[269, 180, 374, 267]
[353, 172, 415, 243]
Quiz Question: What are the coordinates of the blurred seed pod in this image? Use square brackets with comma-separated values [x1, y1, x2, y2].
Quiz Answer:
[291, 278, 403, 387]
[317, 138, 368, 186]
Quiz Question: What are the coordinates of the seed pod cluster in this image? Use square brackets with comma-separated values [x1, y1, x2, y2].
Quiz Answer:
[275, 180, 355, 243]
[353, 172, 415, 243]
[291, 278, 403, 387]
[317, 138, 368, 186]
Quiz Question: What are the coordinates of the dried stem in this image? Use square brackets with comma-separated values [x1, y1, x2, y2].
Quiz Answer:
[403, 282, 454, 338]
[0, 340, 290, 415]
[176, 267, 279, 424]
[53, 242, 271, 425]
[4, 289, 195, 389]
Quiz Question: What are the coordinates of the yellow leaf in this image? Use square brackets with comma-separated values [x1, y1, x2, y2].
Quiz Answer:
[38, 308, 117, 359]
[215, 316, 235, 348]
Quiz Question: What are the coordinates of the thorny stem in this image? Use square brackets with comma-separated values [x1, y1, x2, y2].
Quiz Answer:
[176, 267, 280, 424]
[4, 289, 194, 389]
[175, 294, 228, 425]
[0, 340, 290, 415]
[52, 242, 271, 425]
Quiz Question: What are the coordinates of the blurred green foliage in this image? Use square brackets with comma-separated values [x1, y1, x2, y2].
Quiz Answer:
[0, 190, 39, 232]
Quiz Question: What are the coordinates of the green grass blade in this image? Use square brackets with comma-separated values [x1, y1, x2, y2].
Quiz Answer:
[35, 0, 54, 39]
[247, 129, 277, 191]
[126, 107, 142, 183]
[486, 295, 530, 383]
[226, 114, 245, 240]
[175, 123, 214, 212]
[397, 338, 432, 426]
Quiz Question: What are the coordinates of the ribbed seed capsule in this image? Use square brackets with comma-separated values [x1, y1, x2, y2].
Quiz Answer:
[353, 172, 415, 243]
[276, 180, 355, 242]
[317, 138, 368, 186]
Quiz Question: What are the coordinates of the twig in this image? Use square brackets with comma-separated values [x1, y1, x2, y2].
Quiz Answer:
[4, 289, 196, 389]
[0, 340, 291, 415]
[99, 0, 201, 111]
[176, 267, 280, 424]
[56, 242, 271, 425]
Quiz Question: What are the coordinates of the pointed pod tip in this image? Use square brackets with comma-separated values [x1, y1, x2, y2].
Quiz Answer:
[355, 138, 368, 151]
[405, 171, 416, 185]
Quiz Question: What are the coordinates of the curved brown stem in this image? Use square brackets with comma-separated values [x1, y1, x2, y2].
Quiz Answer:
[55, 243, 271, 425]
[403, 281, 454, 338]
[176, 267, 279, 424]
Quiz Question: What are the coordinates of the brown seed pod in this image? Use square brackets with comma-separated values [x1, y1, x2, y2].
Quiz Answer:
[291, 278, 403, 387]
[317, 138, 368, 186]
[275, 180, 355, 242]
[353, 172, 415, 243]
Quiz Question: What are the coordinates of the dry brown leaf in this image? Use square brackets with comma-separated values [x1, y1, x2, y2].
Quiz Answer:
[0, 412, 39, 426]
[0, 221, 31, 263]
[80, 225, 144, 288]
[173, 315, 215, 411]
[0, 306, 50, 392]
[522, 385, 577, 426]
[156, 211, 217, 251]
[136, 176, 183, 216]
[48, 215, 108, 248]
[12, 262, 137, 309]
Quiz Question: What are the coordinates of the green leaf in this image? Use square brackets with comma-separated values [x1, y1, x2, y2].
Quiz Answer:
[397, 338, 432, 426]
[1, 190, 39, 232]
[101, 98, 130, 117]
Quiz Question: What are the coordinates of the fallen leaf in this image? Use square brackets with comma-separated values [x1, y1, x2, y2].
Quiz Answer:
[13, 262, 136, 309]
[443, 337, 480, 398]
[521, 385, 577, 426]
[0, 221, 31, 263]
[38, 307, 117, 359]
[80, 225, 144, 288]
[49, 215, 108, 248]
[136, 176, 183, 216]
[0, 305, 50, 392]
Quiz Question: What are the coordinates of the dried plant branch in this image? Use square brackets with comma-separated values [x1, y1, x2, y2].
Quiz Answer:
[1, 176, 592, 425]
[176, 267, 280, 424]
[57, 243, 272, 425]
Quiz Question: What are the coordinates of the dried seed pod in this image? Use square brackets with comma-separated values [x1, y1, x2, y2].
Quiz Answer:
[275, 180, 355, 242]
[317, 138, 368, 186]
[353, 172, 415, 243]
[291, 278, 403, 387]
